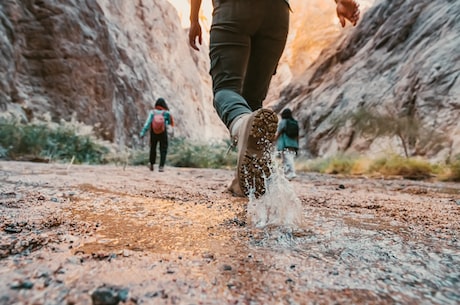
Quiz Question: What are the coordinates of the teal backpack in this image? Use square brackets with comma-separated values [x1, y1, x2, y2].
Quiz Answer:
[284, 119, 299, 138]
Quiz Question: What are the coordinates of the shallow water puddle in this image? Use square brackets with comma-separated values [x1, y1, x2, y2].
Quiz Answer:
[70, 197, 240, 256]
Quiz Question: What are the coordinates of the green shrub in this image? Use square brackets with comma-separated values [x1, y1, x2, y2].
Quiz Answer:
[296, 154, 358, 175]
[325, 155, 357, 175]
[126, 150, 150, 166]
[166, 137, 237, 169]
[0, 120, 109, 164]
[448, 161, 460, 182]
[295, 156, 328, 173]
[443, 155, 460, 182]
[0, 119, 236, 169]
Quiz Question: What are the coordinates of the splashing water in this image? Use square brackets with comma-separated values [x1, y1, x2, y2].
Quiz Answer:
[246, 157, 303, 229]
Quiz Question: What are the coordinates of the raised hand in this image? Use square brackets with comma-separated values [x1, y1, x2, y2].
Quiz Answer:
[336, 0, 360, 27]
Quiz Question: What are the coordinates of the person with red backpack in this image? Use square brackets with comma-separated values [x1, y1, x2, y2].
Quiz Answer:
[140, 98, 174, 172]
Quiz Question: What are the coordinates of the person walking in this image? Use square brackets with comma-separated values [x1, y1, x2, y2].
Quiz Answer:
[140, 98, 174, 172]
[189, 0, 360, 197]
[275, 108, 299, 180]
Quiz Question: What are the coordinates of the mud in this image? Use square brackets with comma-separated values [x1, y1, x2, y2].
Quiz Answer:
[0, 160, 459, 304]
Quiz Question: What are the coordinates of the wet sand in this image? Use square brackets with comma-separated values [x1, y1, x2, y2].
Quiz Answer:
[0, 160, 459, 304]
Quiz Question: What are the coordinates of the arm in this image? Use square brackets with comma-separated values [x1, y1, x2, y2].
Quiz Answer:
[189, 0, 203, 51]
[164, 112, 174, 127]
[275, 120, 285, 141]
[139, 112, 153, 137]
[335, 0, 360, 27]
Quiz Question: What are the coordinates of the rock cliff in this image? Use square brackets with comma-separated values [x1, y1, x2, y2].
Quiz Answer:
[0, 0, 227, 148]
[276, 0, 460, 160]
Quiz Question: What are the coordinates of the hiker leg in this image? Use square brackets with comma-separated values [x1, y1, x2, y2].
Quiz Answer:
[281, 150, 289, 175]
[209, 0, 262, 128]
[150, 133, 158, 165]
[284, 149, 296, 178]
[159, 132, 168, 168]
[242, 0, 289, 110]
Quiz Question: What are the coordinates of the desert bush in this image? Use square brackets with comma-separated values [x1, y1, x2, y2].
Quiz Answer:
[324, 155, 357, 175]
[447, 160, 460, 182]
[295, 156, 329, 173]
[0, 119, 237, 168]
[0, 119, 109, 164]
[440, 155, 460, 182]
[297, 154, 440, 180]
[125, 150, 150, 166]
[368, 154, 434, 180]
[166, 137, 237, 169]
[296, 154, 360, 175]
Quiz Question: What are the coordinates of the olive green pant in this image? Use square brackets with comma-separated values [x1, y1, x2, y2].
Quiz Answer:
[209, 0, 290, 129]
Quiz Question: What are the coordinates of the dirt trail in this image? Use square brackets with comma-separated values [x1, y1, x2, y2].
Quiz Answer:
[0, 161, 459, 305]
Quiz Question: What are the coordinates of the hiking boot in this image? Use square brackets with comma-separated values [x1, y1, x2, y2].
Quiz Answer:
[159, 166, 164, 172]
[228, 108, 278, 198]
[149, 164, 154, 171]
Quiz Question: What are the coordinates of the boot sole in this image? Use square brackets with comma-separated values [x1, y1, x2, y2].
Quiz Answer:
[237, 108, 278, 198]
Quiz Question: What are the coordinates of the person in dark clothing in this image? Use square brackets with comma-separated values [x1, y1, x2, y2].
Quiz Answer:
[275, 108, 299, 180]
[189, 0, 360, 197]
[140, 98, 174, 172]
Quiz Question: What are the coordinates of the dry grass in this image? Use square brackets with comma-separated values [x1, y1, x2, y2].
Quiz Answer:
[295, 154, 460, 182]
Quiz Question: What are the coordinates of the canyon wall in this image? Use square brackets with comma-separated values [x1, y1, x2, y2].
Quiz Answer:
[276, 0, 460, 160]
[0, 0, 227, 149]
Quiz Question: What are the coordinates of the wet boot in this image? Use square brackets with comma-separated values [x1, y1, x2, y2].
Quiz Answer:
[227, 108, 278, 198]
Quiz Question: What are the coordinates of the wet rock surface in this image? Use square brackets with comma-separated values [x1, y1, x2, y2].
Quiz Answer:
[0, 160, 459, 304]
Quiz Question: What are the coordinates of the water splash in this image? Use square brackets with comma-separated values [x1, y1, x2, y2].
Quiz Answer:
[246, 159, 303, 229]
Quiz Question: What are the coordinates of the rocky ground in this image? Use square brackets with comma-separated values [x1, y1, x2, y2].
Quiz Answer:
[0, 160, 459, 305]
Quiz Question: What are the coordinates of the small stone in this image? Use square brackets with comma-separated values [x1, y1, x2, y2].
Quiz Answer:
[4, 226, 21, 233]
[285, 278, 294, 284]
[202, 252, 215, 260]
[91, 286, 126, 305]
[10, 280, 34, 290]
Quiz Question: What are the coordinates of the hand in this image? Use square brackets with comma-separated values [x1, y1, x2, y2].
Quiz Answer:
[336, 0, 360, 27]
[189, 21, 202, 51]
[167, 126, 175, 138]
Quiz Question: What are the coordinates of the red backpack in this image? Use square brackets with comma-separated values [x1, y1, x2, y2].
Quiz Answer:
[151, 110, 166, 134]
